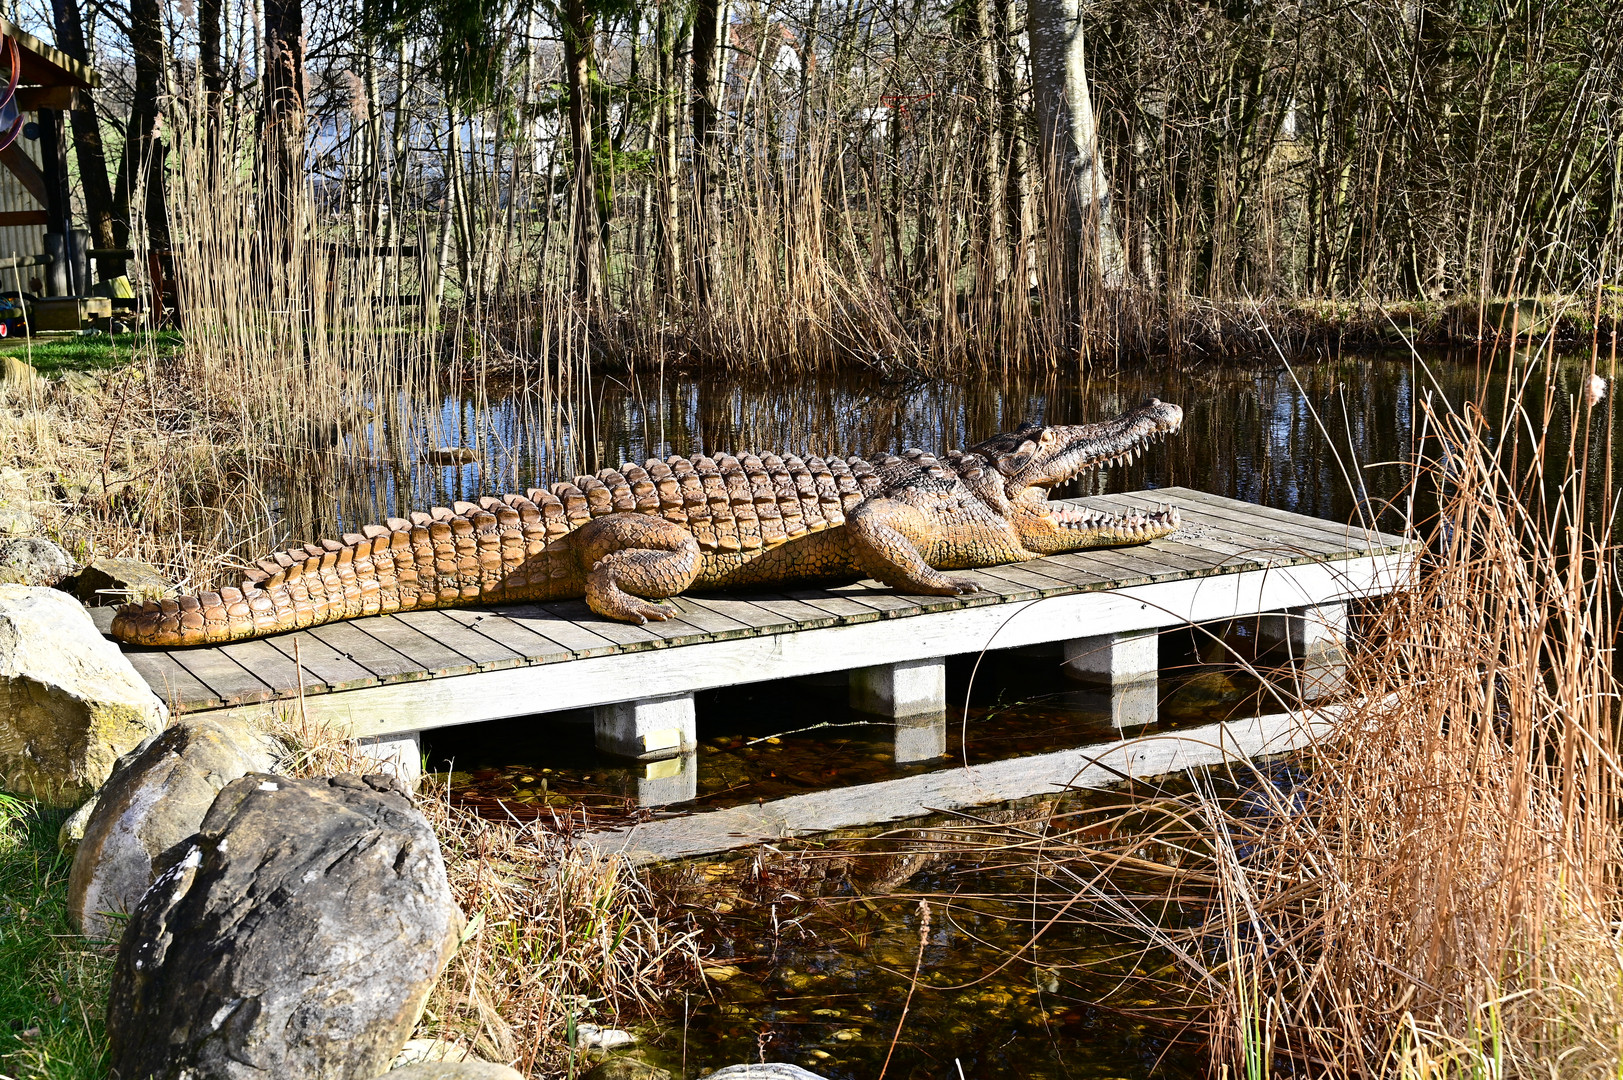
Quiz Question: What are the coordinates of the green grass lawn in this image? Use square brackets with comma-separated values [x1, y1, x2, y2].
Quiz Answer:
[0, 795, 111, 1080]
[0, 332, 184, 378]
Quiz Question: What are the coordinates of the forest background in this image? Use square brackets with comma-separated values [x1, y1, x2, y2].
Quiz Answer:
[18, 0, 1623, 374]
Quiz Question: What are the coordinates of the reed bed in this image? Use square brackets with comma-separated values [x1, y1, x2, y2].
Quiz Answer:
[870, 336, 1623, 1075]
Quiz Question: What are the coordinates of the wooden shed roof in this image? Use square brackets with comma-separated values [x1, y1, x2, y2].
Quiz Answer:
[0, 17, 98, 89]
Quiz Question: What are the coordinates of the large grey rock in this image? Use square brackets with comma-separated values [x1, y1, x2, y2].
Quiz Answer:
[385, 1066, 523, 1080]
[67, 716, 281, 939]
[0, 585, 167, 806]
[107, 773, 463, 1080]
[67, 556, 174, 606]
[703, 1068, 825, 1079]
[0, 536, 74, 586]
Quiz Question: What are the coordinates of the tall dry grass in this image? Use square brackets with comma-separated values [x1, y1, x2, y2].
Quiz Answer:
[913, 338, 1623, 1075]
[1182, 340, 1623, 1076]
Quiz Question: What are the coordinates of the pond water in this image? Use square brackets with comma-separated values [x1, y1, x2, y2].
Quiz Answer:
[331, 344, 1614, 1079]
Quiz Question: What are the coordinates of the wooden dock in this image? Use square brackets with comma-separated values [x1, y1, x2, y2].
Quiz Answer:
[120, 488, 1415, 777]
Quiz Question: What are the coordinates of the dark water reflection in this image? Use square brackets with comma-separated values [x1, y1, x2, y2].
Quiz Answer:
[295, 346, 1617, 553]
[392, 346, 1612, 1080]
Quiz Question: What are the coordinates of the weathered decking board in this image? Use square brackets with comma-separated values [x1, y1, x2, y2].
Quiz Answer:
[121, 489, 1414, 741]
[585, 705, 1345, 864]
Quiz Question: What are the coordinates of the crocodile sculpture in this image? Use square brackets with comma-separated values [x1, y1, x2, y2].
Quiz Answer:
[111, 399, 1184, 647]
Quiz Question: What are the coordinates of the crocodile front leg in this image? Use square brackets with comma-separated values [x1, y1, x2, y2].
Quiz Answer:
[565, 514, 703, 624]
[846, 498, 982, 596]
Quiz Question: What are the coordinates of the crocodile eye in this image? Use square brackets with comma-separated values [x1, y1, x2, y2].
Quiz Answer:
[1038, 428, 1056, 445]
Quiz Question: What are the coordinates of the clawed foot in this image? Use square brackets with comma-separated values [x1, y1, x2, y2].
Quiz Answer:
[627, 599, 675, 625]
[921, 576, 981, 596]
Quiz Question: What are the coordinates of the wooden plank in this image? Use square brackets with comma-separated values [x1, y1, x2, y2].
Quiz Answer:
[585, 707, 1346, 863]
[821, 580, 932, 617]
[729, 594, 844, 627]
[390, 609, 527, 670]
[473, 603, 624, 658]
[207, 554, 1406, 738]
[1171, 488, 1411, 549]
[1157, 488, 1406, 551]
[655, 597, 754, 637]
[307, 622, 429, 683]
[536, 600, 675, 650]
[1039, 548, 1159, 589]
[678, 594, 809, 633]
[218, 638, 323, 698]
[349, 616, 480, 677]
[1087, 493, 1352, 559]
[1146, 537, 1276, 574]
[437, 608, 575, 664]
[126, 651, 222, 712]
[1157, 502, 1359, 559]
[169, 647, 278, 707]
[777, 590, 886, 622]
[930, 568, 1039, 602]
[1149, 492, 1368, 553]
[967, 561, 1072, 595]
[0, 143, 46, 205]
[263, 632, 378, 693]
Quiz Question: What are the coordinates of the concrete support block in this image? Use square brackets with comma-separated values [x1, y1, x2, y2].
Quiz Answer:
[594, 692, 696, 761]
[1061, 630, 1159, 729]
[1104, 681, 1160, 730]
[1062, 630, 1159, 686]
[634, 752, 698, 806]
[356, 731, 422, 789]
[849, 657, 946, 719]
[893, 713, 948, 763]
[1258, 603, 1348, 701]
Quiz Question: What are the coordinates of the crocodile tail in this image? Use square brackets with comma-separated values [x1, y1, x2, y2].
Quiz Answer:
[110, 490, 574, 648]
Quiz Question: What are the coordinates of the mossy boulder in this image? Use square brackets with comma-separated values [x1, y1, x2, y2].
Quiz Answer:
[66, 556, 174, 606]
[0, 585, 167, 806]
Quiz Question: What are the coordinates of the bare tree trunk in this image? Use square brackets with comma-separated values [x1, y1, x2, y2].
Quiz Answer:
[654, 0, 684, 305]
[49, 0, 122, 279]
[973, 0, 1005, 284]
[260, 0, 306, 243]
[1028, 0, 1124, 287]
[120, 0, 169, 254]
[199, 0, 224, 129]
[564, 0, 604, 304]
[994, 0, 1026, 281]
[689, 0, 726, 304]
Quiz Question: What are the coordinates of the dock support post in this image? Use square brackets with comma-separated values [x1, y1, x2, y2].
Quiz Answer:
[849, 657, 946, 719]
[850, 658, 949, 764]
[594, 693, 696, 761]
[356, 731, 422, 789]
[635, 752, 698, 806]
[892, 713, 948, 763]
[1259, 604, 1348, 701]
[1061, 630, 1159, 728]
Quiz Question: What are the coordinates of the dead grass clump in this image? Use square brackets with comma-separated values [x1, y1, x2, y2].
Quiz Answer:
[414, 792, 703, 1074]
[967, 344, 1623, 1076]
[1203, 357, 1623, 1075]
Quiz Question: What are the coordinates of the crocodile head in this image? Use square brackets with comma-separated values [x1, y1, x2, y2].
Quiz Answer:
[966, 398, 1184, 554]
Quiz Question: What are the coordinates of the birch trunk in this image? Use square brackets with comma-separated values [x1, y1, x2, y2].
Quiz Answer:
[1028, 0, 1124, 287]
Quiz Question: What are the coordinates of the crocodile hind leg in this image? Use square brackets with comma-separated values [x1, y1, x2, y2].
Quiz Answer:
[847, 499, 981, 596]
[566, 514, 703, 624]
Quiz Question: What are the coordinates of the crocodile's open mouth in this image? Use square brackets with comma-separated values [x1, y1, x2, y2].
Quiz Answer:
[1049, 501, 1180, 534]
[970, 398, 1185, 499]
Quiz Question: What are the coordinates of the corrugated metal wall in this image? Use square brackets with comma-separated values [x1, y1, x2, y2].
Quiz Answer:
[0, 114, 45, 262]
